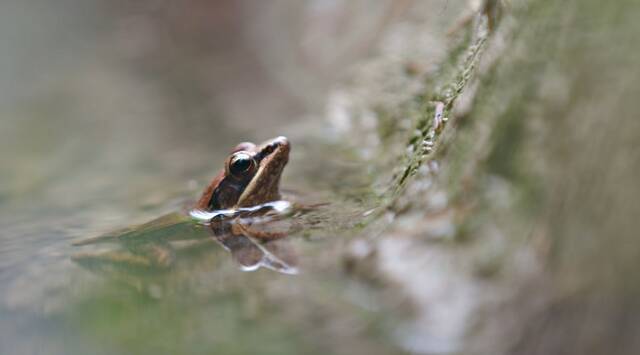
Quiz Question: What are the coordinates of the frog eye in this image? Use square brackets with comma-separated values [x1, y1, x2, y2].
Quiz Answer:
[228, 152, 256, 178]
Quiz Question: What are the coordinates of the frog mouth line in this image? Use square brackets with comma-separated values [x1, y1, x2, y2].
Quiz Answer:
[235, 136, 289, 206]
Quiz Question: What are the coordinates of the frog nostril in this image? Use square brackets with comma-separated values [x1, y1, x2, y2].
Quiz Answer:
[259, 144, 276, 157]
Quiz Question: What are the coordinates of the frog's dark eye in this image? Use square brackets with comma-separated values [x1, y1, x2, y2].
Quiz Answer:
[228, 152, 256, 178]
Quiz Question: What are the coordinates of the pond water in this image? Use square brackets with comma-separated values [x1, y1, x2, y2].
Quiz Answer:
[0, 1, 460, 354]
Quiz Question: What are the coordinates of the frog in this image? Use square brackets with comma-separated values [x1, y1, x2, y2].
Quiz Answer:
[194, 136, 289, 211]
[72, 136, 298, 274]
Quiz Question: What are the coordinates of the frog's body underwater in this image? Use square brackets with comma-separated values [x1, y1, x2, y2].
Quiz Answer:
[72, 136, 297, 274]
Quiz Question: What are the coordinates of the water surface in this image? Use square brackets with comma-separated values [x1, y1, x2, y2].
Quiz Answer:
[0, 1, 423, 354]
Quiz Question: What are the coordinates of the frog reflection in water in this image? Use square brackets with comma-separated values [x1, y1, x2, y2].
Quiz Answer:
[72, 136, 298, 274]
